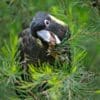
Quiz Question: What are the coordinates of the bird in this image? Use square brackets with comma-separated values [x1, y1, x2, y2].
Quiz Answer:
[19, 12, 71, 69]
[16, 12, 71, 98]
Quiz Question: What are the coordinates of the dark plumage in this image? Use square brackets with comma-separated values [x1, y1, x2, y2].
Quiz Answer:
[19, 12, 71, 67]
[19, 28, 55, 66]
[16, 12, 71, 98]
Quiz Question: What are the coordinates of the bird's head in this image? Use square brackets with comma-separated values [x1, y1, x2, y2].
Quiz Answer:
[30, 12, 70, 48]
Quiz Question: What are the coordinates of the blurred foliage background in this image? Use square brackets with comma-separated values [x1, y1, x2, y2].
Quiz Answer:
[0, 0, 100, 99]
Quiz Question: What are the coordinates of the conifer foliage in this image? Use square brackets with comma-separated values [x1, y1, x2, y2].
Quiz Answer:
[0, 0, 100, 99]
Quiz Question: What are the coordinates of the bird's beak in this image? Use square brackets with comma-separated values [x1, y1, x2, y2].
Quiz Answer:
[37, 30, 61, 46]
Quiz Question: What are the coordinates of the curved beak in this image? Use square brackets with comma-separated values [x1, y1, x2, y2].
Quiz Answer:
[37, 30, 61, 45]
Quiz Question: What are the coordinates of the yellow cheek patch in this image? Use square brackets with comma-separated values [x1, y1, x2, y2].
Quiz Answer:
[49, 15, 67, 26]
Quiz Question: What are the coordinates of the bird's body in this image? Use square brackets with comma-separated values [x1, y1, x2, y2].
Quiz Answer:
[19, 30, 71, 67]
[19, 28, 55, 66]
[16, 12, 71, 98]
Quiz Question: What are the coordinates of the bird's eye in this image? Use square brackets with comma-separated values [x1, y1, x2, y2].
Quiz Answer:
[44, 19, 50, 27]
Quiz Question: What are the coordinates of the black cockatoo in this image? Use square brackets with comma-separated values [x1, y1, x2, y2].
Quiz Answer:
[19, 12, 71, 68]
[17, 12, 71, 98]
